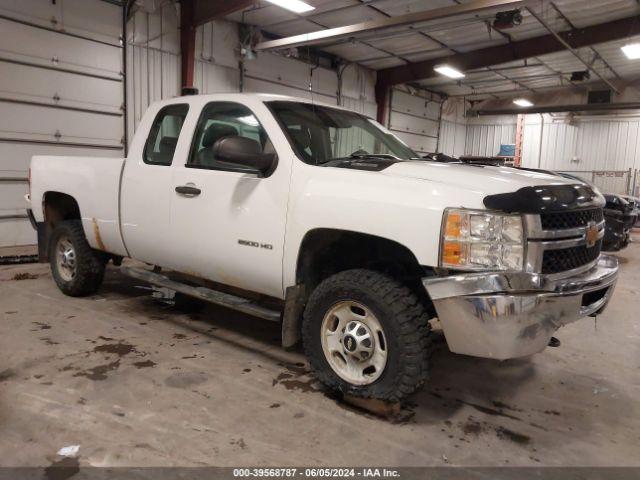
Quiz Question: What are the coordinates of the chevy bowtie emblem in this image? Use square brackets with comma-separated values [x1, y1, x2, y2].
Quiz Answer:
[585, 221, 599, 248]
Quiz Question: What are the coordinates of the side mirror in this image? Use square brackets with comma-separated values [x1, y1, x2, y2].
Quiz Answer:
[212, 136, 276, 175]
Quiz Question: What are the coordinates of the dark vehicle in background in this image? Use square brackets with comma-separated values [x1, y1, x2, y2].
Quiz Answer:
[621, 195, 640, 227]
[537, 172, 636, 252]
[602, 194, 637, 251]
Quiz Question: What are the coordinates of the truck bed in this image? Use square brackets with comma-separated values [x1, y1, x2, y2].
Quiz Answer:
[29, 155, 128, 256]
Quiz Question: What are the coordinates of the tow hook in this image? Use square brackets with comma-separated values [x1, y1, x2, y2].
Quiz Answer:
[548, 337, 561, 348]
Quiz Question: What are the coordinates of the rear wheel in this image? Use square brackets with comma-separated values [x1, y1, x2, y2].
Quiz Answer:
[50, 220, 105, 296]
[302, 269, 432, 402]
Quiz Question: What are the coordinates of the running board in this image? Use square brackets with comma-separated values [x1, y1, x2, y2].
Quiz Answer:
[120, 266, 281, 322]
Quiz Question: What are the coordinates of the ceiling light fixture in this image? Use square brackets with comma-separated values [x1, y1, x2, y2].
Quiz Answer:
[434, 64, 465, 79]
[513, 98, 534, 107]
[621, 43, 640, 60]
[264, 0, 315, 13]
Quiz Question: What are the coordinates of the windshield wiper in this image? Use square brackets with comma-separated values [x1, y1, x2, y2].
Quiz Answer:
[349, 152, 397, 160]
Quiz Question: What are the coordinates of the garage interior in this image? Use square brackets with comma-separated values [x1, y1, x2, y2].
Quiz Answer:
[1, 0, 640, 471]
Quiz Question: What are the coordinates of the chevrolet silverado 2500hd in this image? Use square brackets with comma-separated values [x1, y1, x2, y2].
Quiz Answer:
[27, 94, 618, 401]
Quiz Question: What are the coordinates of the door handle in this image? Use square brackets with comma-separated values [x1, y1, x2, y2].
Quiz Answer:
[175, 185, 201, 196]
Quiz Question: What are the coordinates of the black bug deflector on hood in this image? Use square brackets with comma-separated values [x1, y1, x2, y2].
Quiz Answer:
[483, 184, 605, 213]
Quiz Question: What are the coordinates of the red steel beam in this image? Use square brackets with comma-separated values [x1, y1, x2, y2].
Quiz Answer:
[192, 0, 255, 26]
[180, 0, 255, 88]
[375, 83, 390, 124]
[180, 0, 196, 88]
[376, 15, 640, 88]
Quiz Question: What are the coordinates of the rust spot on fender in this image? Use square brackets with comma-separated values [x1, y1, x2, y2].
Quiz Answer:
[92, 218, 106, 251]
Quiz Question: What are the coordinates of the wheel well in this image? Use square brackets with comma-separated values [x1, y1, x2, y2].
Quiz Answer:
[43, 192, 81, 226]
[281, 229, 435, 349]
[296, 229, 429, 296]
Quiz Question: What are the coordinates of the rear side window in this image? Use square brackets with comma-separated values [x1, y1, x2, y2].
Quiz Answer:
[143, 104, 189, 165]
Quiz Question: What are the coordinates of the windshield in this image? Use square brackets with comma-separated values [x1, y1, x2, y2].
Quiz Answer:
[267, 101, 419, 165]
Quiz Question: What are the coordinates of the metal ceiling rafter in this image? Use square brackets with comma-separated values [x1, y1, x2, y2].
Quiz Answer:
[192, 0, 256, 26]
[301, 17, 412, 65]
[248, 2, 413, 67]
[448, 76, 640, 99]
[346, 0, 538, 95]
[548, 1, 622, 80]
[254, 0, 527, 51]
[452, 71, 579, 85]
[256, 0, 391, 30]
[448, 0, 540, 94]
[357, 0, 537, 96]
[466, 62, 544, 73]
[376, 15, 640, 87]
[524, 6, 619, 93]
[356, 0, 459, 58]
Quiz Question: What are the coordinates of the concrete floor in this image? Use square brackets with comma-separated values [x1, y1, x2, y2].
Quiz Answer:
[1, 239, 639, 468]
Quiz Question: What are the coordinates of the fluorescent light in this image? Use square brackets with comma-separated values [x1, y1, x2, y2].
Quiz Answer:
[621, 43, 640, 59]
[513, 98, 534, 107]
[434, 64, 465, 79]
[264, 0, 315, 13]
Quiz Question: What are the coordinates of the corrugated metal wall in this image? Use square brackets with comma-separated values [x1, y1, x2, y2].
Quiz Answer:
[126, 2, 180, 142]
[521, 115, 579, 169]
[465, 116, 517, 157]
[194, 20, 239, 94]
[438, 98, 467, 157]
[339, 63, 377, 119]
[194, 19, 378, 119]
[521, 113, 640, 171]
[576, 119, 640, 171]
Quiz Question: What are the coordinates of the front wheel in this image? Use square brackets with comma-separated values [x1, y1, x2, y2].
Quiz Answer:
[302, 269, 432, 402]
[49, 220, 106, 296]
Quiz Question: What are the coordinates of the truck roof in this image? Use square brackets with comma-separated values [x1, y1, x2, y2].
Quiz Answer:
[153, 92, 360, 114]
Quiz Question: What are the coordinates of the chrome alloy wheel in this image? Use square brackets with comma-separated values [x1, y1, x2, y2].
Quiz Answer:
[55, 235, 77, 282]
[320, 301, 388, 385]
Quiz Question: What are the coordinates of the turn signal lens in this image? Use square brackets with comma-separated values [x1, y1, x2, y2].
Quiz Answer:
[440, 208, 524, 271]
[442, 240, 463, 265]
[444, 212, 462, 238]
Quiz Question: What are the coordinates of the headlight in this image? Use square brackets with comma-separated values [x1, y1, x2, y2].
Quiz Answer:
[440, 208, 524, 271]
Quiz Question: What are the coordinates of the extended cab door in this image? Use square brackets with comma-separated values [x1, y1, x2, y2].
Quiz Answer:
[120, 103, 190, 265]
[168, 99, 292, 299]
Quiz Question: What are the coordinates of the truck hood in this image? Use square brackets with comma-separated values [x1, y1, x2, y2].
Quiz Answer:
[382, 161, 573, 195]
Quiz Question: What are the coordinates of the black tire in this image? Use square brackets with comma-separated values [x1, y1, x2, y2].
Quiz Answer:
[49, 220, 105, 297]
[302, 269, 432, 402]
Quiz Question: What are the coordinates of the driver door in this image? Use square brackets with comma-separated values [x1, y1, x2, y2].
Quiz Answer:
[169, 99, 291, 299]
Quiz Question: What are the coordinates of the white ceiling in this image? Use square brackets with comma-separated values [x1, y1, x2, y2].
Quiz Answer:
[226, 0, 640, 99]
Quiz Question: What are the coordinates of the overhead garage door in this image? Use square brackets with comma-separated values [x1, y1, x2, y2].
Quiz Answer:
[0, 0, 124, 247]
[388, 88, 441, 155]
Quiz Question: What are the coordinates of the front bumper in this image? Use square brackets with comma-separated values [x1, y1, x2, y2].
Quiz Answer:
[423, 255, 618, 360]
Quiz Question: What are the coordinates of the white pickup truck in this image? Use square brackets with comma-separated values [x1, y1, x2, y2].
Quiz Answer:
[27, 93, 618, 401]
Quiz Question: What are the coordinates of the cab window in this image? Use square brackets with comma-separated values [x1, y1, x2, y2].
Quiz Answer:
[187, 102, 273, 170]
[267, 101, 417, 165]
[143, 104, 189, 165]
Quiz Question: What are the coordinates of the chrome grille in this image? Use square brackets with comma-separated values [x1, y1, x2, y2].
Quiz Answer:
[524, 208, 605, 276]
[541, 239, 603, 274]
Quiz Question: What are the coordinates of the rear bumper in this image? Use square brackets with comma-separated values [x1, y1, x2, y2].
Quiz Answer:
[422, 255, 618, 360]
